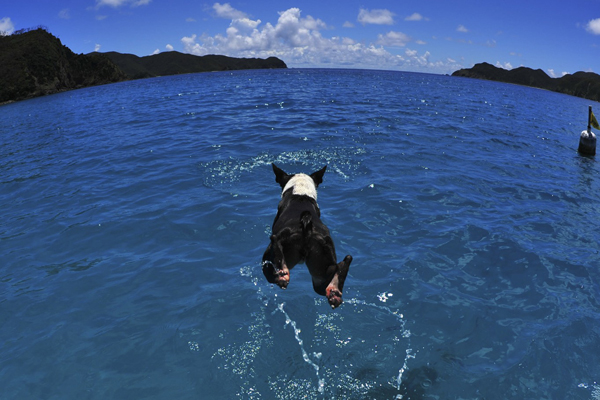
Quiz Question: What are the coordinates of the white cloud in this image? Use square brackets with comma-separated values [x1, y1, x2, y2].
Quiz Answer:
[377, 31, 411, 47]
[183, 8, 328, 57]
[213, 2, 247, 19]
[94, 44, 101, 52]
[457, 25, 468, 33]
[343, 21, 354, 28]
[495, 61, 513, 70]
[548, 69, 569, 77]
[0, 17, 15, 35]
[232, 17, 261, 30]
[166, 44, 174, 51]
[357, 8, 395, 25]
[96, 0, 150, 8]
[96, 0, 123, 7]
[58, 9, 70, 19]
[152, 48, 160, 55]
[181, 34, 199, 50]
[186, 18, 196, 22]
[586, 18, 600, 35]
[181, 7, 462, 74]
[405, 13, 426, 22]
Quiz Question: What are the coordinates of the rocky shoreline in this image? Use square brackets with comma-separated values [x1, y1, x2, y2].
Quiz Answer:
[0, 28, 287, 104]
[452, 62, 600, 102]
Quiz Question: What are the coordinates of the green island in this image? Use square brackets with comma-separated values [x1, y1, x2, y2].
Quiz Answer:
[452, 62, 600, 102]
[0, 27, 287, 104]
[3, 27, 598, 105]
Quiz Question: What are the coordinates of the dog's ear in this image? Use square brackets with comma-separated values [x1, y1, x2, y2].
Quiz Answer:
[310, 165, 327, 187]
[272, 163, 292, 188]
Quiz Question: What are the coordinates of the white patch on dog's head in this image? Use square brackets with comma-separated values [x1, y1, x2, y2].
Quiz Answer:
[282, 173, 317, 200]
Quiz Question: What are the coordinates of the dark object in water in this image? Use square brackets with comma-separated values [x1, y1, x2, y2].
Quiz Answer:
[578, 130, 596, 156]
[578, 106, 598, 156]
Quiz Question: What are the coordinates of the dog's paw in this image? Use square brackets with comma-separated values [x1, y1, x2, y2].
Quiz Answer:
[275, 269, 289, 289]
[326, 287, 343, 309]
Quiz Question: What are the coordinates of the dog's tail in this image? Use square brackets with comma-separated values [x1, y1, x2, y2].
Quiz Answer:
[300, 211, 313, 237]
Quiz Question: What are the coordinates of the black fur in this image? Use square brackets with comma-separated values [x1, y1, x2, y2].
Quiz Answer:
[262, 163, 352, 308]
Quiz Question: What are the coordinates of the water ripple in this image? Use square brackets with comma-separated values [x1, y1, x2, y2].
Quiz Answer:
[1, 69, 600, 399]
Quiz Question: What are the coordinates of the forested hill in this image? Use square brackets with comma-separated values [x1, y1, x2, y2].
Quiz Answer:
[100, 51, 287, 80]
[452, 62, 600, 102]
[0, 28, 126, 103]
[0, 28, 287, 104]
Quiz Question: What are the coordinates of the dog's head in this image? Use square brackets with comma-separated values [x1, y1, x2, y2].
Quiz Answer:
[272, 163, 327, 200]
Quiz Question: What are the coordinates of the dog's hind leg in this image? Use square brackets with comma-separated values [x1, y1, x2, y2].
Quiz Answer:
[262, 235, 290, 289]
[325, 255, 353, 309]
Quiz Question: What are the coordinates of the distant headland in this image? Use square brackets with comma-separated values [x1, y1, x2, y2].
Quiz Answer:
[452, 62, 600, 102]
[0, 27, 287, 104]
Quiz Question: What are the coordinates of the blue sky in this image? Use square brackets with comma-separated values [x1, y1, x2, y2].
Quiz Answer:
[2, 0, 600, 75]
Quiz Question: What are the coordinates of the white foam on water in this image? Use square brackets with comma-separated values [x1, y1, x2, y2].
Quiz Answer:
[275, 302, 325, 393]
[346, 298, 415, 393]
[577, 382, 600, 399]
[592, 384, 600, 400]
[198, 147, 367, 193]
[212, 264, 415, 399]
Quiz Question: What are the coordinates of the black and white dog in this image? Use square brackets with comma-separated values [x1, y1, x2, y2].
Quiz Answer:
[262, 163, 352, 309]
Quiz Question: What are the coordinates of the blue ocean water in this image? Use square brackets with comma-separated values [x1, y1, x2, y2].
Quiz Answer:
[1, 68, 600, 399]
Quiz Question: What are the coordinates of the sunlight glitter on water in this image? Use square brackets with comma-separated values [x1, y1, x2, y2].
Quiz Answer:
[1, 68, 600, 399]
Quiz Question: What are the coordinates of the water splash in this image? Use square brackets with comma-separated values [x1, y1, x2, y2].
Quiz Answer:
[275, 302, 325, 394]
[580, 383, 600, 400]
[593, 384, 600, 400]
[198, 147, 367, 192]
[346, 298, 415, 394]
[213, 263, 417, 399]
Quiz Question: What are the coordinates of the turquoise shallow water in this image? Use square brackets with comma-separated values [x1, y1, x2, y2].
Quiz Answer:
[1, 68, 600, 399]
